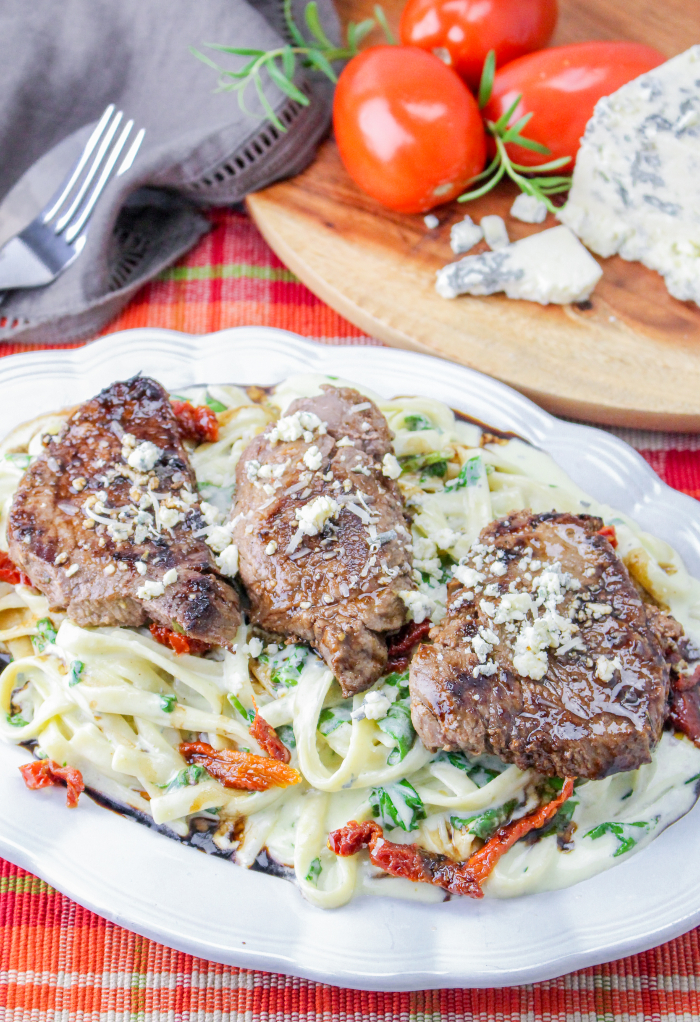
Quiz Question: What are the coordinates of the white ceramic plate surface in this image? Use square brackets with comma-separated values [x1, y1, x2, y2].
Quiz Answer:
[0, 326, 699, 991]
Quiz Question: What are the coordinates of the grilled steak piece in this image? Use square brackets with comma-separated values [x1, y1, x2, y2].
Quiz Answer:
[8, 376, 241, 646]
[231, 385, 415, 695]
[410, 510, 671, 779]
[651, 611, 700, 746]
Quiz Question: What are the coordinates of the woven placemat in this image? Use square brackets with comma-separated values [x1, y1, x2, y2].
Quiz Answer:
[1, 207, 699, 1020]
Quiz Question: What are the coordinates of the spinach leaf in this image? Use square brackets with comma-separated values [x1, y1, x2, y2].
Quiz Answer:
[318, 705, 352, 736]
[228, 693, 255, 723]
[305, 857, 322, 884]
[404, 413, 433, 432]
[262, 644, 310, 689]
[206, 397, 227, 413]
[68, 660, 84, 687]
[276, 724, 296, 749]
[5, 452, 32, 470]
[445, 454, 484, 491]
[377, 701, 415, 764]
[400, 450, 451, 475]
[32, 617, 57, 654]
[369, 778, 426, 832]
[466, 763, 500, 787]
[382, 670, 410, 699]
[421, 461, 447, 480]
[538, 799, 578, 839]
[451, 799, 518, 841]
[437, 750, 501, 787]
[166, 764, 211, 791]
[585, 820, 652, 857]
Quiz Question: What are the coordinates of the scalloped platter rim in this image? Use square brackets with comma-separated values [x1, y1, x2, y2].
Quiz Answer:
[0, 326, 698, 990]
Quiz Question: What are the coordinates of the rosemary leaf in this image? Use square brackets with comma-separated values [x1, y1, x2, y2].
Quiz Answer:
[373, 4, 396, 44]
[305, 49, 338, 80]
[505, 133, 551, 155]
[464, 152, 501, 186]
[281, 45, 295, 79]
[477, 49, 496, 109]
[510, 156, 571, 172]
[205, 45, 268, 56]
[502, 111, 535, 140]
[347, 18, 376, 53]
[267, 59, 310, 103]
[457, 162, 506, 202]
[305, 1, 334, 49]
[492, 94, 521, 135]
[255, 74, 286, 132]
[284, 0, 307, 47]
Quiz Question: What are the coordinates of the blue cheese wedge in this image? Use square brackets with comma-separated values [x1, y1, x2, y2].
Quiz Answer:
[435, 225, 602, 304]
[559, 46, 700, 305]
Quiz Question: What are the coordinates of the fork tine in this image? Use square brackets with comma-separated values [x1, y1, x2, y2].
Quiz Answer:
[117, 127, 146, 177]
[54, 109, 123, 235]
[42, 105, 116, 225]
[63, 120, 134, 244]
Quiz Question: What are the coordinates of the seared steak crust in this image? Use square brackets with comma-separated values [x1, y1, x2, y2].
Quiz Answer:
[231, 386, 415, 695]
[410, 510, 670, 779]
[8, 376, 240, 646]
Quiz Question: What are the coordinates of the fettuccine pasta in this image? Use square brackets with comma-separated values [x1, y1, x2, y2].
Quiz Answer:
[1, 374, 699, 908]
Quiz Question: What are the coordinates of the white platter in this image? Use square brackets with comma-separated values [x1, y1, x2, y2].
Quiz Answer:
[1, 326, 699, 991]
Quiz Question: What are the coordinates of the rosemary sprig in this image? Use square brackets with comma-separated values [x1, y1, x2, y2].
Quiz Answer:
[458, 50, 572, 213]
[192, 0, 393, 133]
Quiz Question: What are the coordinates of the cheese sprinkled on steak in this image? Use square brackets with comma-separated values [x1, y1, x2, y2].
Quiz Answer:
[8, 376, 241, 647]
[230, 385, 416, 696]
[409, 510, 671, 779]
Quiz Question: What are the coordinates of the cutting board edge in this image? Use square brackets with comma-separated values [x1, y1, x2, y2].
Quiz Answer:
[247, 194, 700, 433]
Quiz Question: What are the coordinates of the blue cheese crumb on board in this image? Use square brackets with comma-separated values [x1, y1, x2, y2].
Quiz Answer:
[436, 225, 602, 305]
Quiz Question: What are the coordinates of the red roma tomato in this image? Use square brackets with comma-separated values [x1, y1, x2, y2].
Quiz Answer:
[333, 46, 486, 214]
[400, 0, 557, 92]
[483, 41, 665, 169]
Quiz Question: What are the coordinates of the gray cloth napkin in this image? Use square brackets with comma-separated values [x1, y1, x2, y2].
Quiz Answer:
[0, 0, 339, 345]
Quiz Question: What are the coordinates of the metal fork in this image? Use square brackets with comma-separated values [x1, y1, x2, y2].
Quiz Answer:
[0, 105, 146, 291]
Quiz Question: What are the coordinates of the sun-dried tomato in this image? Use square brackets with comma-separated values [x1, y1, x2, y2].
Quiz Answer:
[327, 819, 482, 897]
[328, 777, 576, 898]
[149, 623, 209, 656]
[672, 664, 700, 693]
[597, 525, 618, 548]
[19, 759, 84, 808]
[668, 685, 700, 747]
[0, 551, 31, 587]
[387, 620, 431, 660]
[463, 777, 575, 886]
[179, 741, 300, 791]
[250, 697, 291, 763]
[386, 619, 432, 672]
[171, 400, 219, 443]
[328, 819, 379, 857]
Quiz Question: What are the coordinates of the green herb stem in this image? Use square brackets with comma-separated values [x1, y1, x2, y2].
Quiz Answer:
[457, 50, 573, 214]
[193, 2, 394, 134]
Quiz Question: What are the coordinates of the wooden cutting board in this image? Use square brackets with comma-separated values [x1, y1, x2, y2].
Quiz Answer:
[247, 0, 700, 430]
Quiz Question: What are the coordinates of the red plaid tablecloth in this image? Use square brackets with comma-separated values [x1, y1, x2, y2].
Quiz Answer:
[2, 208, 700, 1020]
